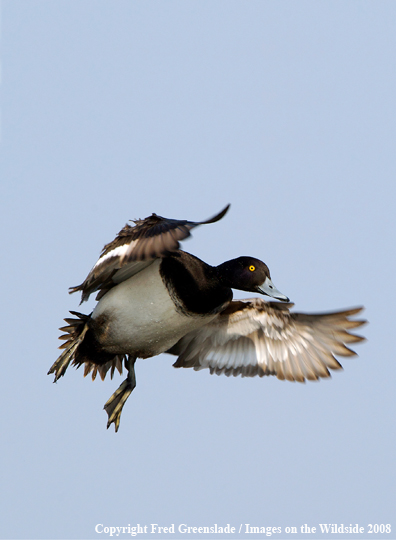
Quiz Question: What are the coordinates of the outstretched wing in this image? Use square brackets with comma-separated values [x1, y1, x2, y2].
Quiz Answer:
[168, 299, 366, 381]
[70, 204, 230, 302]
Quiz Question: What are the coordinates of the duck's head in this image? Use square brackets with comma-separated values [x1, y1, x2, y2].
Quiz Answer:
[217, 256, 289, 302]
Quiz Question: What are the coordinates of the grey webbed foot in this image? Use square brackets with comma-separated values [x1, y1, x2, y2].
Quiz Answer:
[104, 357, 136, 432]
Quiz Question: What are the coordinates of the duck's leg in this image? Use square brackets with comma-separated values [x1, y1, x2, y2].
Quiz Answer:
[104, 356, 136, 432]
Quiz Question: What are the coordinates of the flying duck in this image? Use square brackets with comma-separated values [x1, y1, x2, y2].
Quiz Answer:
[49, 205, 366, 431]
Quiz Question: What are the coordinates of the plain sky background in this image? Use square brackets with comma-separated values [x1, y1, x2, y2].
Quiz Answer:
[1, 1, 395, 539]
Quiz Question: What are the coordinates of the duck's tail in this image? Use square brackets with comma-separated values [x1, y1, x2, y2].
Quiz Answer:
[48, 311, 124, 382]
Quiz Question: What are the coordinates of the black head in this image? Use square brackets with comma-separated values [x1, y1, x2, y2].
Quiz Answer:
[216, 256, 289, 301]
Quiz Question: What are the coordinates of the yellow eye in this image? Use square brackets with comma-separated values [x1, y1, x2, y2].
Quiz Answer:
[249, 265, 255, 272]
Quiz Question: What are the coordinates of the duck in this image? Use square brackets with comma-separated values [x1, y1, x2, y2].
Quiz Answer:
[48, 205, 366, 431]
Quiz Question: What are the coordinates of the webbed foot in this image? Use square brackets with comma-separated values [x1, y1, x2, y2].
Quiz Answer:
[104, 357, 136, 432]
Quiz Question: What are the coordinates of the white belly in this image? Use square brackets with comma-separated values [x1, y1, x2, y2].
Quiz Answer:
[92, 259, 215, 357]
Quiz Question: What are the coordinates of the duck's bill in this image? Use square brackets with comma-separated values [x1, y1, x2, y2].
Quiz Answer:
[257, 277, 290, 302]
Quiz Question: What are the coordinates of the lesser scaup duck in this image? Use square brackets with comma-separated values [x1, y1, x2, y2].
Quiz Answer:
[49, 205, 366, 431]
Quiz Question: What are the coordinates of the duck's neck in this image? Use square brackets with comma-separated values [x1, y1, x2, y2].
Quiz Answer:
[215, 258, 246, 290]
[215, 260, 233, 287]
[160, 252, 233, 314]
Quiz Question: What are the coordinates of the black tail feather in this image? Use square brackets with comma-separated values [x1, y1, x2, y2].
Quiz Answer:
[48, 312, 123, 382]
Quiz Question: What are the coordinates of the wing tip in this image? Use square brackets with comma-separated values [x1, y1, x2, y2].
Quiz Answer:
[200, 204, 231, 225]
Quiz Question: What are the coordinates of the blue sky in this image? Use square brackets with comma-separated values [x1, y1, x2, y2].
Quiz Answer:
[1, 2, 395, 539]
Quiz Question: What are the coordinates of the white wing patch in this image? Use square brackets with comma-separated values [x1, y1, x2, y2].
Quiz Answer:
[93, 243, 134, 269]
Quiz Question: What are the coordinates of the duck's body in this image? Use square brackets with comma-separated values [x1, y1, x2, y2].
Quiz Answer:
[49, 205, 366, 431]
[91, 255, 229, 358]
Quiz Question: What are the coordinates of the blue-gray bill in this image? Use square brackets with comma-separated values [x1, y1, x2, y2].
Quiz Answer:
[257, 277, 290, 302]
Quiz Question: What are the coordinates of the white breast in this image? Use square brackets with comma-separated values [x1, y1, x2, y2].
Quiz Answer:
[92, 259, 216, 357]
